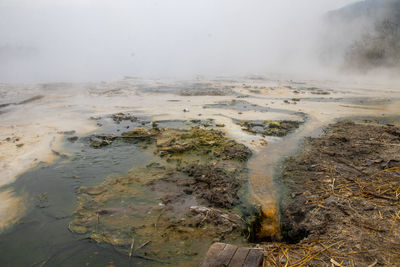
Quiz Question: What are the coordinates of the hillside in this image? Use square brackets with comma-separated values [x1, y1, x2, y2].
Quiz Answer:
[322, 0, 400, 71]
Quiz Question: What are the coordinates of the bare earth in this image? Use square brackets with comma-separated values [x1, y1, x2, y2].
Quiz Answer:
[269, 120, 400, 266]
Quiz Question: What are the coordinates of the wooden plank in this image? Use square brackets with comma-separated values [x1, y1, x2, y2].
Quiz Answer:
[199, 243, 226, 267]
[213, 243, 238, 266]
[229, 247, 250, 267]
[243, 249, 264, 267]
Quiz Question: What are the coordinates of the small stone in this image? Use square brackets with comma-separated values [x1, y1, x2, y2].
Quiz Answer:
[67, 136, 79, 142]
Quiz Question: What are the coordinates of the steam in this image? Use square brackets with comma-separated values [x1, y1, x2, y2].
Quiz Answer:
[0, 0, 358, 82]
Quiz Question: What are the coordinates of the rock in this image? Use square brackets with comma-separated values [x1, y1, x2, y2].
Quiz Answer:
[121, 128, 152, 138]
[90, 139, 111, 148]
[80, 186, 106, 196]
[238, 120, 301, 137]
[69, 223, 88, 234]
[67, 136, 79, 142]
[111, 112, 136, 123]
[63, 130, 76, 135]
[386, 159, 400, 168]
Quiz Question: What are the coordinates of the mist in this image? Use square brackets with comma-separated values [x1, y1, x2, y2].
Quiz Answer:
[0, 0, 358, 82]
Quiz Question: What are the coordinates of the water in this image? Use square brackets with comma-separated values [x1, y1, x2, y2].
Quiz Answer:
[0, 138, 156, 266]
[247, 116, 325, 240]
[1, 77, 399, 265]
[0, 122, 252, 266]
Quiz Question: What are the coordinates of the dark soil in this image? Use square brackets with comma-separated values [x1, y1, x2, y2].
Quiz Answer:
[277, 120, 400, 266]
[182, 163, 241, 209]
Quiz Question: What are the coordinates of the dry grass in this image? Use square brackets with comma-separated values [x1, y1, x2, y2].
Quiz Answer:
[262, 240, 347, 267]
[272, 122, 400, 266]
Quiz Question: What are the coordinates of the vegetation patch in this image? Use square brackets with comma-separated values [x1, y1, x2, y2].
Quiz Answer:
[70, 124, 260, 263]
[236, 120, 302, 137]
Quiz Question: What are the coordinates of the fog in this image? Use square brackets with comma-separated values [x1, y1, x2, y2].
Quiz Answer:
[0, 0, 358, 82]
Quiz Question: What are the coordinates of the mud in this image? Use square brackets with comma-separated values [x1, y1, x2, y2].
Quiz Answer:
[70, 123, 259, 262]
[137, 82, 238, 97]
[0, 95, 44, 109]
[236, 120, 302, 137]
[179, 87, 235, 96]
[278, 120, 400, 266]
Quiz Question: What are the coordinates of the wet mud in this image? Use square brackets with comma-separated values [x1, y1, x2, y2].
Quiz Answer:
[69, 120, 261, 264]
[0, 95, 44, 109]
[235, 120, 302, 137]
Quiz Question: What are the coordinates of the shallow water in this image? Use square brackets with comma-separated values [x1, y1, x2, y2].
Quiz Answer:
[0, 121, 254, 266]
[247, 116, 326, 239]
[0, 137, 158, 266]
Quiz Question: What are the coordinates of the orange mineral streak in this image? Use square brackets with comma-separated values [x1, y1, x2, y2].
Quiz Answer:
[248, 151, 281, 240]
[259, 207, 281, 239]
[248, 118, 325, 240]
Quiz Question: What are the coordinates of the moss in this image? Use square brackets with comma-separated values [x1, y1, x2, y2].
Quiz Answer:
[121, 127, 153, 138]
[90, 139, 111, 148]
[154, 127, 252, 161]
[237, 120, 301, 137]
[71, 125, 255, 252]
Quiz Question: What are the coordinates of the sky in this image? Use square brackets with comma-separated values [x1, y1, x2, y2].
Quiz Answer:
[0, 0, 359, 82]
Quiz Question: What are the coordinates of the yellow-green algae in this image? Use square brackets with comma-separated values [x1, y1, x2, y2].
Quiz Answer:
[237, 120, 301, 137]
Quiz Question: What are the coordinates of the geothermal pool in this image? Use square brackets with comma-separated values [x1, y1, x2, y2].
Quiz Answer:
[0, 76, 399, 266]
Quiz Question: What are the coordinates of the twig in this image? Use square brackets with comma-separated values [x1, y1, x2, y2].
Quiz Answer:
[199, 210, 210, 226]
[134, 254, 170, 264]
[389, 209, 400, 234]
[291, 240, 344, 267]
[331, 258, 343, 266]
[128, 236, 135, 267]
[135, 240, 151, 251]
[367, 259, 378, 267]
[155, 209, 165, 232]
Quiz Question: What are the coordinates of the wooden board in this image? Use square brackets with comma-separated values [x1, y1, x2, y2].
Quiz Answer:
[229, 247, 251, 267]
[199, 243, 264, 267]
[243, 249, 264, 267]
[199, 243, 226, 267]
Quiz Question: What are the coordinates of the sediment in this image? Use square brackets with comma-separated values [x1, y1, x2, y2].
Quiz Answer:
[70, 122, 261, 262]
[272, 120, 400, 266]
